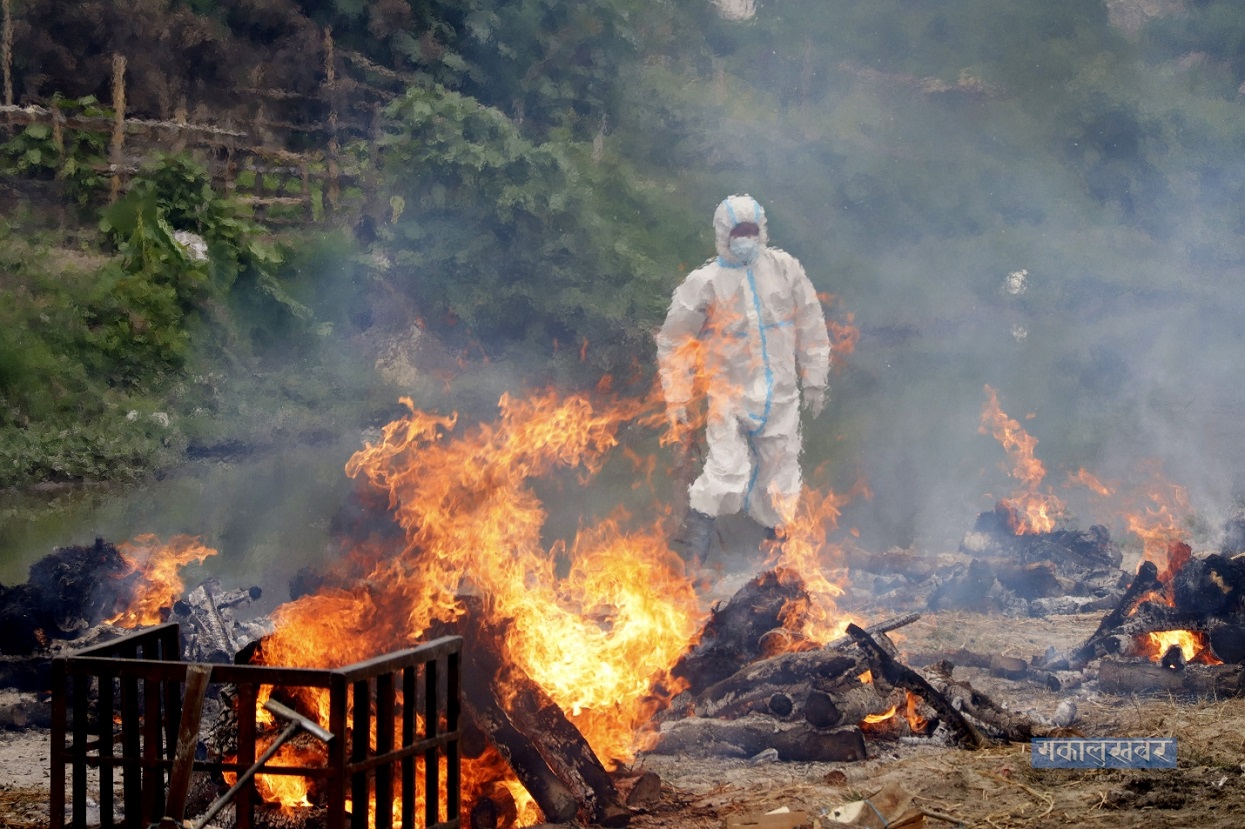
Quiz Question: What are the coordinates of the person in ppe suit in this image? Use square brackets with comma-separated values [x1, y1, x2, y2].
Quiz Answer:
[657, 194, 831, 560]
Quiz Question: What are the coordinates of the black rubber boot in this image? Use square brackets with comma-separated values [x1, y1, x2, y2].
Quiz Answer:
[761, 525, 786, 556]
[673, 509, 715, 561]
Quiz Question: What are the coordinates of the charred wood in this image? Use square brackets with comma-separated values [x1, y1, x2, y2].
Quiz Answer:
[438, 607, 628, 827]
[692, 650, 863, 718]
[669, 569, 813, 691]
[1097, 659, 1245, 697]
[802, 684, 897, 730]
[845, 623, 987, 749]
[613, 771, 661, 808]
[920, 672, 1041, 742]
[0, 538, 137, 654]
[651, 715, 867, 762]
[1069, 561, 1162, 666]
[459, 681, 579, 824]
[1172, 554, 1245, 617]
[961, 506, 1121, 571]
[1209, 625, 1245, 664]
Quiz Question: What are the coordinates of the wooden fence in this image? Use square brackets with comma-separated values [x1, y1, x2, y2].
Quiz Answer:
[0, 5, 404, 225]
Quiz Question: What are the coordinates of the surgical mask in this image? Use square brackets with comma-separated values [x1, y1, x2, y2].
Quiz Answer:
[729, 236, 761, 263]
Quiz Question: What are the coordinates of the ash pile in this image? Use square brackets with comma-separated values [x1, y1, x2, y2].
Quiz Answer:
[0, 538, 269, 728]
[839, 504, 1130, 618]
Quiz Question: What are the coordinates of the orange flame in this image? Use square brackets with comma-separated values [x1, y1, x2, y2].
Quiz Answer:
[106, 534, 217, 627]
[863, 705, 898, 724]
[905, 691, 928, 732]
[1124, 469, 1191, 575]
[1136, 630, 1221, 666]
[223, 740, 316, 813]
[979, 386, 1064, 533]
[251, 389, 707, 819]
[764, 481, 869, 644]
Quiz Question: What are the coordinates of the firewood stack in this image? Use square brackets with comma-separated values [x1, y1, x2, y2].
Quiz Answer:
[1043, 544, 1245, 696]
[646, 569, 1043, 763]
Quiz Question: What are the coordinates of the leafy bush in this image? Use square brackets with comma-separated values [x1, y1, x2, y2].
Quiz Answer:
[0, 96, 111, 205]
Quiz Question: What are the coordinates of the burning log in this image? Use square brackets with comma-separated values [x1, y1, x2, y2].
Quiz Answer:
[845, 623, 986, 748]
[1068, 561, 1162, 666]
[669, 569, 812, 691]
[437, 607, 629, 827]
[962, 506, 1121, 571]
[691, 650, 863, 719]
[175, 579, 269, 663]
[651, 715, 867, 762]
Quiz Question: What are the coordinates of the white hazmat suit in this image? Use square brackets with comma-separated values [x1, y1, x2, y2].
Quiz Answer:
[657, 195, 831, 536]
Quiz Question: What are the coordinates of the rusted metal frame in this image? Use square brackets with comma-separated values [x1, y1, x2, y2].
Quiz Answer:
[54, 627, 461, 829]
[345, 731, 458, 774]
[235, 681, 258, 829]
[99, 670, 115, 828]
[121, 668, 142, 825]
[376, 671, 395, 829]
[334, 637, 465, 681]
[352, 676, 371, 829]
[424, 655, 440, 829]
[142, 673, 165, 822]
[446, 648, 461, 828]
[402, 664, 416, 829]
[328, 672, 350, 829]
[50, 658, 67, 829]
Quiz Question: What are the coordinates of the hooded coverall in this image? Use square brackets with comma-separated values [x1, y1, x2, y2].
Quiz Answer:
[656, 195, 831, 531]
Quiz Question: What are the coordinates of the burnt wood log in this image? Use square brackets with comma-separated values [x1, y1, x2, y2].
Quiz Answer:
[669, 568, 812, 692]
[458, 677, 579, 824]
[651, 715, 867, 762]
[1069, 561, 1162, 666]
[845, 623, 987, 748]
[0, 538, 137, 654]
[613, 771, 661, 808]
[1172, 554, 1245, 617]
[803, 683, 897, 729]
[961, 506, 1121, 571]
[437, 607, 629, 827]
[1209, 625, 1245, 665]
[920, 670, 1041, 742]
[693, 649, 864, 718]
[1097, 659, 1245, 697]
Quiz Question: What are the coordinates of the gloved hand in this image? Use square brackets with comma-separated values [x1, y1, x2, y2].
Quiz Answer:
[804, 386, 826, 418]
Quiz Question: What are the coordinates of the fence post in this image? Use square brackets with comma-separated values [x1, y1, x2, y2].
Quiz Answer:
[1, 0, 12, 138]
[171, 97, 187, 155]
[109, 53, 127, 204]
[323, 26, 340, 217]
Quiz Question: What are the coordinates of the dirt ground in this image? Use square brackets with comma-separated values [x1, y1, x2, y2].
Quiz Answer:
[4, 607, 1245, 828]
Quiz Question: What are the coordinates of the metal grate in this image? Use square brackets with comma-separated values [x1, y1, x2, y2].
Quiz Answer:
[50, 623, 462, 829]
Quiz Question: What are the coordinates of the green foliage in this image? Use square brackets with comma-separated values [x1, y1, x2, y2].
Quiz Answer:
[375, 84, 694, 375]
[0, 96, 111, 205]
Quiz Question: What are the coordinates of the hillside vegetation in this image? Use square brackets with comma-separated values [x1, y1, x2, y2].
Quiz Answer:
[4, 1, 1245, 547]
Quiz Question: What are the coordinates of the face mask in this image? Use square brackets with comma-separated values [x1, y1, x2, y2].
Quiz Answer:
[729, 236, 761, 263]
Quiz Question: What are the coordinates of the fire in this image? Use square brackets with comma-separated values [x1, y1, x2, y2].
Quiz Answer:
[979, 386, 1064, 533]
[224, 741, 316, 813]
[106, 534, 217, 627]
[252, 388, 708, 817]
[764, 481, 868, 644]
[863, 705, 897, 724]
[905, 691, 928, 732]
[1068, 468, 1114, 497]
[1124, 470, 1191, 575]
[1137, 629, 1222, 666]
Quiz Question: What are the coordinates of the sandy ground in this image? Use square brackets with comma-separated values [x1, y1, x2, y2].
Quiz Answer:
[4, 603, 1245, 828]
